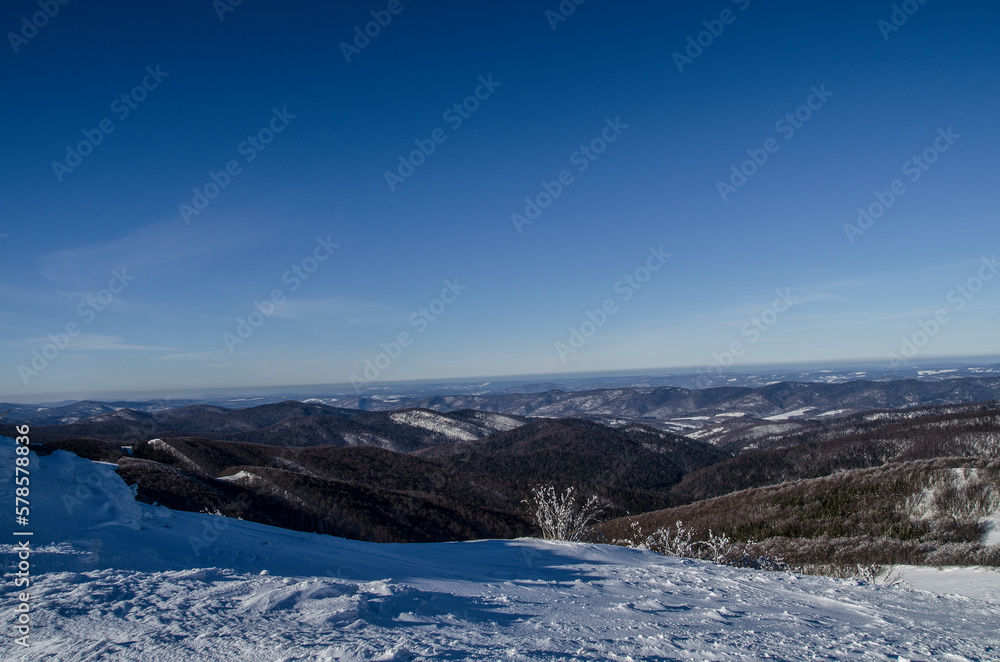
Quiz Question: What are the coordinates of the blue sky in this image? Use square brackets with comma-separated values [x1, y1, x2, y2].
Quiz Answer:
[1, 0, 999, 401]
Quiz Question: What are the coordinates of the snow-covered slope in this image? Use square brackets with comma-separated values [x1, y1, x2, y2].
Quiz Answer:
[389, 410, 480, 441]
[3, 443, 1000, 661]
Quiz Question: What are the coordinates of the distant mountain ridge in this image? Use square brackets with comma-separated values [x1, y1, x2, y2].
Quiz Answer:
[341, 377, 1000, 434]
[2, 402, 528, 453]
[5, 377, 1000, 440]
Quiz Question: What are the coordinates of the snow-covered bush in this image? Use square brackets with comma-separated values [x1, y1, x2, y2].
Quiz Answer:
[616, 520, 787, 570]
[526, 485, 607, 542]
[698, 529, 737, 564]
[616, 519, 697, 557]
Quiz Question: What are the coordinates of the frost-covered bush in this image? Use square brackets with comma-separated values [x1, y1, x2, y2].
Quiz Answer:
[616, 519, 697, 557]
[526, 485, 608, 542]
[698, 529, 737, 564]
[616, 520, 786, 570]
[793, 562, 902, 586]
[616, 520, 914, 582]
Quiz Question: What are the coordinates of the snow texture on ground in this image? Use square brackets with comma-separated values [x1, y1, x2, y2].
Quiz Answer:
[2, 443, 999, 661]
[895, 565, 1000, 604]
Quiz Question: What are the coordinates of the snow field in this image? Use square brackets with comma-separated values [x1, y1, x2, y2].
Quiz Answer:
[9, 550, 1000, 661]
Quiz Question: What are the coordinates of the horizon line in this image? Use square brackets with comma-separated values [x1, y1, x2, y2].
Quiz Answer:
[4, 353, 999, 405]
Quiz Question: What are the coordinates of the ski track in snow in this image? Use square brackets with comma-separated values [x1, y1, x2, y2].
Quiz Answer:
[3, 444, 1000, 661]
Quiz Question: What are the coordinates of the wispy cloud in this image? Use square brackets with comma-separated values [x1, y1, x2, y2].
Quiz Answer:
[0, 334, 176, 352]
[38, 219, 264, 288]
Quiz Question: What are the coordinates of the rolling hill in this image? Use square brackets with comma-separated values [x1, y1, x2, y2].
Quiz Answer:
[1, 402, 528, 452]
